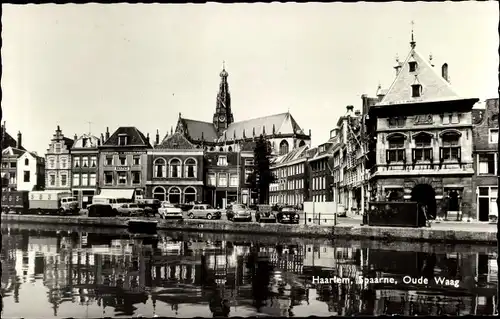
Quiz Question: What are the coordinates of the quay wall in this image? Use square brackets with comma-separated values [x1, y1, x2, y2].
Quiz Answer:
[1, 214, 497, 245]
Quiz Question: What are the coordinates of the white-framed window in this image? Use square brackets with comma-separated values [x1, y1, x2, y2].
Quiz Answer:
[73, 157, 80, 168]
[118, 135, 128, 146]
[117, 172, 127, 184]
[489, 128, 498, 144]
[61, 174, 67, 186]
[104, 171, 113, 185]
[89, 173, 96, 186]
[185, 158, 197, 178]
[82, 157, 89, 168]
[133, 156, 141, 166]
[387, 135, 405, 162]
[441, 132, 461, 161]
[154, 158, 167, 178]
[218, 173, 228, 187]
[230, 174, 239, 187]
[73, 173, 80, 186]
[207, 173, 216, 186]
[105, 156, 113, 166]
[49, 174, 56, 186]
[118, 156, 127, 166]
[48, 157, 55, 169]
[169, 159, 181, 178]
[81, 174, 88, 186]
[217, 156, 228, 166]
[54, 143, 62, 153]
[90, 156, 97, 168]
[61, 158, 67, 169]
[478, 153, 496, 175]
[245, 159, 254, 166]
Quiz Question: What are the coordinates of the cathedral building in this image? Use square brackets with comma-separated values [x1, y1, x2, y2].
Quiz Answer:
[173, 65, 311, 156]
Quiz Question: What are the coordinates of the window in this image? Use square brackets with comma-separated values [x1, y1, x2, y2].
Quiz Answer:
[61, 174, 67, 186]
[184, 187, 196, 203]
[153, 187, 166, 201]
[411, 84, 422, 98]
[154, 158, 166, 178]
[23, 171, 30, 183]
[279, 140, 289, 155]
[105, 156, 113, 166]
[61, 158, 67, 169]
[104, 172, 113, 185]
[168, 187, 181, 204]
[207, 173, 216, 186]
[49, 174, 56, 186]
[90, 156, 97, 168]
[409, 61, 417, 72]
[1, 163, 7, 169]
[441, 133, 460, 161]
[49, 158, 55, 169]
[132, 171, 141, 184]
[81, 174, 88, 186]
[117, 172, 127, 184]
[170, 159, 181, 178]
[118, 135, 128, 146]
[9, 172, 16, 185]
[413, 134, 432, 162]
[73, 173, 80, 186]
[230, 174, 239, 187]
[118, 156, 126, 166]
[73, 157, 80, 168]
[489, 129, 498, 144]
[478, 154, 495, 175]
[218, 173, 228, 187]
[55, 143, 61, 153]
[10, 162, 16, 168]
[245, 159, 254, 166]
[24, 158, 29, 166]
[217, 156, 228, 166]
[387, 135, 405, 162]
[82, 138, 88, 148]
[245, 168, 253, 183]
[81, 157, 88, 168]
[388, 117, 406, 128]
[133, 156, 141, 166]
[89, 173, 96, 186]
[185, 158, 197, 178]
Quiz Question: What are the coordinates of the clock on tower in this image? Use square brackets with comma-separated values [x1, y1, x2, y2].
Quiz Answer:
[219, 115, 226, 122]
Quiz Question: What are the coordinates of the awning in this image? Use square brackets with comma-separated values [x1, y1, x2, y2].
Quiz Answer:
[97, 189, 134, 200]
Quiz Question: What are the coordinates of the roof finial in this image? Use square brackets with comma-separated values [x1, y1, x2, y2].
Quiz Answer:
[222, 60, 225, 70]
[410, 20, 416, 49]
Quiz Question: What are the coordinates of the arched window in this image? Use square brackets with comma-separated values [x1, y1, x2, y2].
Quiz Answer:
[153, 187, 166, 201]
[299, 140, 306, 147]
[168, 187, 181, 204]
[184, 158, 197, 178]
[169, 159, 181, 178]
[441, 132, 461, 161]
[209, 147, 215, 151]
[228, 146, 233, 152]
[387, 134, 405, 162]
[154, 158, 166, 178]
[24, 158, 29, 165]
[279, 140, 289, 155]
[184, 187, 197, 204]
[219, 147, 224, 152]
[413, 133, 432, 162]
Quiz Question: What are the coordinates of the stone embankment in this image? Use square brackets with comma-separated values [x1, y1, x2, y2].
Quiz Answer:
[1, 214, 497, 244]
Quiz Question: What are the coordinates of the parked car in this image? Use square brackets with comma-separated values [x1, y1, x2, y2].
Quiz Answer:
[187, 204, 222, 220]
[255, 205, 277, 223]
[117, 203, 144, 217]
[226, 204, 253, 222]
[136, 198, 161, 217]
[277, 206, 300, 224]
[158, 201, 183, 219]
[88, 204, 118, 217]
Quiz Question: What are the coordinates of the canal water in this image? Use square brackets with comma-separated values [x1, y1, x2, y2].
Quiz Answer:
[1, 224, 498, 318]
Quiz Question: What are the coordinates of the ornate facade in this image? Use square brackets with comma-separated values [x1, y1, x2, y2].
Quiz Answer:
[367, 34, 479, 220]
[45, 126, 74, 191]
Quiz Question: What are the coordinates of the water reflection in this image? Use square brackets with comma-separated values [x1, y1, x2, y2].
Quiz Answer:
[1, 225, 497, 318]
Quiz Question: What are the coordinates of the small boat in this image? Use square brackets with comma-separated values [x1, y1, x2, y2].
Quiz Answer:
[127, 219, 158, 234]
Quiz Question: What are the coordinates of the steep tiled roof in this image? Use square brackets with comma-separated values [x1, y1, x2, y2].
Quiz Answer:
[274, 144, 309, 166]
[157, 132, 196, 149]
[63, 137, 74, 149]
[179, 118, 219, 142]
[1, 129, 25, 151]
[102, 127, 152, 147]
[378, 46, 463, 106]
[2, 146, 26, 157]
[218, 112, 305, 142]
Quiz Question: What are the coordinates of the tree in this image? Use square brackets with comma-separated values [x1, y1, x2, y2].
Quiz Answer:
[246, 135, 277, 204]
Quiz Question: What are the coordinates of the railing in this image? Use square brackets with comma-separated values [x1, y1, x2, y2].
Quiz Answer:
[302, 212, 337, 226]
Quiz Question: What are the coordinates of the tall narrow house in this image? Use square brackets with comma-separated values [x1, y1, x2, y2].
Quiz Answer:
[45, 126, 74, 191]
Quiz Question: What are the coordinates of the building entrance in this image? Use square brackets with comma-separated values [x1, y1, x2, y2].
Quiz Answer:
[411, 184, 437, 220]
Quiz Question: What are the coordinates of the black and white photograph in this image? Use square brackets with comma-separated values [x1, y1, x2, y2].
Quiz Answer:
[1, 2, 498, 318]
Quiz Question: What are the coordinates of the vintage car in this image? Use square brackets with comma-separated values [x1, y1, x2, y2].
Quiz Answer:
[255, 205, 277, 223]
[276, 206, 300, 224]
[135, 198, 161, 217]
[158, 201, 183, 219]
[87, 204, 118, 217]
[187, 204, 222, 220]
[226, 204, 253, 222]
[116, 203, 144, 217]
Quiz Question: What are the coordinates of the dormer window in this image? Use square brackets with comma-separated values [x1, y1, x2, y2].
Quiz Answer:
[118, 134, 128, 146]
[411, 84, 422, 98]
[409, 61, 417, 72]
[82, 138, 88, 147]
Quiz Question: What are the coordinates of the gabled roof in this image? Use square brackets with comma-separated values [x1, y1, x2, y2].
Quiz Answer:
[156, 131, 196, 150]
[1, 131, 25, 151]
[72, 134, 100, 148]
[273, 145, 309, 166]
[218, 112, 305, 142]
[62, 137, 74, 149]
[378, 46, 463, 106]
[178, 118, 219, 142]
[2, 146, 25, 157]
[102, 127, 152, 147]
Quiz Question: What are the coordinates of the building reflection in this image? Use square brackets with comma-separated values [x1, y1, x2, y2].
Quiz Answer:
[1, 227, 498, 317]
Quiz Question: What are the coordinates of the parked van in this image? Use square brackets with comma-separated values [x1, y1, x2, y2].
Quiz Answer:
[92, 196, 128, 210]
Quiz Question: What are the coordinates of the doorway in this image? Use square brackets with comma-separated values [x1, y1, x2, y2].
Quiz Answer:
[411, 184, 437, 219]
[478, 198, 490, 222]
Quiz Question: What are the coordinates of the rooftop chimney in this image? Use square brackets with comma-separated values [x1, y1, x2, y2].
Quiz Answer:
[105, 127, 110, 140]
[354, 110, 361, 116]
[146, 133, 150, 143]
[309, 129, 311, 137]
[100, 133, 105, 145]
[155, 129, 160, 145]
[442, 63, 449, 82]
[17, 131, 22, 149]
[346, 105, 354, 116]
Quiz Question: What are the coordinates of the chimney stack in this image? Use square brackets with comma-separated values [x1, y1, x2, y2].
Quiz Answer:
[155, 129, 160, 145]
[100, 133, 105, 144]
[346, 105, 354, 116]
[17, 131, 22, 149]
[74, 133, 78, 141]
[442, 63, 449, 82]
[147, 133, 150, 143]
[309, 129, 312, 137]
[105, 127, 110, 140]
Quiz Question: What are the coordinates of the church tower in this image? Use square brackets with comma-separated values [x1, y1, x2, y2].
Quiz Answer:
[213, 62, 234, 135]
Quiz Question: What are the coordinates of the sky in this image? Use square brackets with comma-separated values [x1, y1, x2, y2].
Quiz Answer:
[2, 2, 498, 155]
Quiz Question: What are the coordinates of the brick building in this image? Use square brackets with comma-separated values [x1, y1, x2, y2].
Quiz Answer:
[146, 131, 204, 204]
[308, 140, 335, 203]
[269, 145, 309, 206]
[45, 126, 74, 191]
[98, 127, 152, 200]
[367, 35, 479, 220]
[472, 98, 499, 221]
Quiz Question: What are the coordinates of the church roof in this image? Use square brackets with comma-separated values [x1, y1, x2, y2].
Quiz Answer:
[378, 45, 463, 106]
[102, 126, 152, 147]
[180, 118, 219, 142]
[156, 131, 197, 149]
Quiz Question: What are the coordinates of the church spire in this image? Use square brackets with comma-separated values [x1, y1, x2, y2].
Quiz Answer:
[213, 62, 234, 136]
[410, 20, 416, 49]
